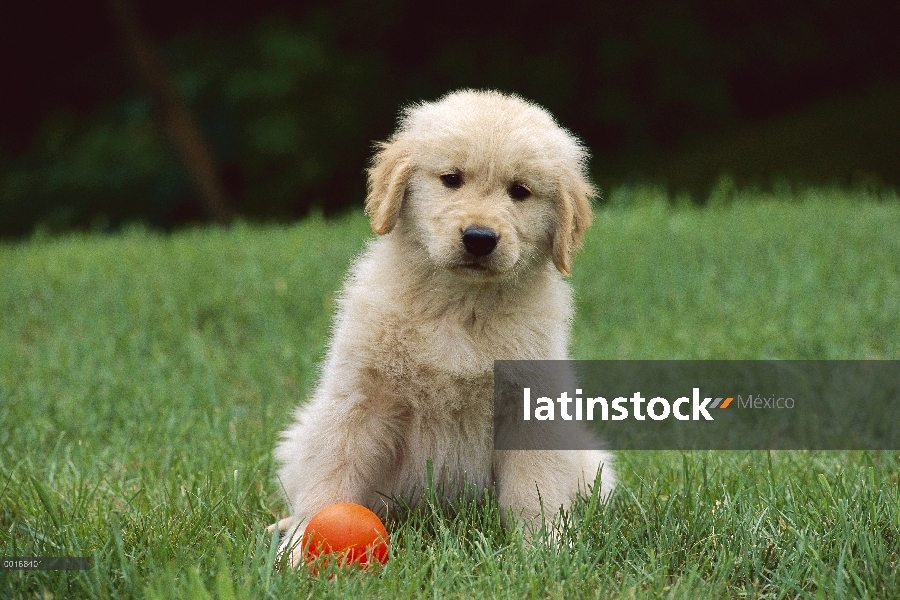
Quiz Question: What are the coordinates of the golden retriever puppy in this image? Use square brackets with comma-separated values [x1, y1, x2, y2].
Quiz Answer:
[273, 89, 614, 563]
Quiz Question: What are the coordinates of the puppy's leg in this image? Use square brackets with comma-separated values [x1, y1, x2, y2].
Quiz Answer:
[493, 449, 613, 540]
[275, 389, 402, 566]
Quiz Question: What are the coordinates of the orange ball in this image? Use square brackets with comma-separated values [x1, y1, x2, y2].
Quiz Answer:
[302, 503, 389, 571]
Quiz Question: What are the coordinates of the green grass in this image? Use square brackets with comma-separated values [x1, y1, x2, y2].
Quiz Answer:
[2, 189, 900, 598]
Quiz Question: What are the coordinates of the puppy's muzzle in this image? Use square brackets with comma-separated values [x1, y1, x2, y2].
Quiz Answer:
[462, 227, 499, 257]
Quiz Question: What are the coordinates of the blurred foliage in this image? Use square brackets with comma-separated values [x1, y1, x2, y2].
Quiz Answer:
[2, 15, 393, 235]
[1, 1, 898, 236]
[657, 85, 900, 196]
[171, 16, 393, 215]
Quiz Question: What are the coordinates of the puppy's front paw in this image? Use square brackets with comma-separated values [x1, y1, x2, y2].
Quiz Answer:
[271, 516, 309, 567]
[267, 515, 299, 535]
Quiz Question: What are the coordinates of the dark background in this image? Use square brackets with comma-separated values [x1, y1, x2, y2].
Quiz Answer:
[2, 0, 898, 237]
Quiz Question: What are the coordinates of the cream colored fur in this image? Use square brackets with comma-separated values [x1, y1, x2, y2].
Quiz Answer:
[272, 90, 614, 564]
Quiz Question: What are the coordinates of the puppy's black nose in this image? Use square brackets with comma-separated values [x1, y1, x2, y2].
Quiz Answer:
[462, 227, 498, 257]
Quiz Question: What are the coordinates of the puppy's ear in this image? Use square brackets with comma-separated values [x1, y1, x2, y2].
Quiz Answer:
[552, 170, 595, 276]
[365, 139, 412, 235]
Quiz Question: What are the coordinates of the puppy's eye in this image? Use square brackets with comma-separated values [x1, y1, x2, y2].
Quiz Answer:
[508, 183, 531, 200]
[440, 173, 463, 189]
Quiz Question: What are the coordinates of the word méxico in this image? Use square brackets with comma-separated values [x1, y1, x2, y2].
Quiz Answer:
[521, 388, 732, 421]
[737, 395, 795, 409]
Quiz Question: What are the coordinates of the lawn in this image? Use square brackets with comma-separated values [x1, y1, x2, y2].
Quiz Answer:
[2, 188, 900, 598]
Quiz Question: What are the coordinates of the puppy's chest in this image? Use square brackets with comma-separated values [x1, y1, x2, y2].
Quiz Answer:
[392, 366, 494, 415]
[387, 375, 495, 499]
[380, 306, 558, 377]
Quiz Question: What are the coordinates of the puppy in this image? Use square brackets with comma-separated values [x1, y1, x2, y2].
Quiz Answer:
[273, 90, 614, 563]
